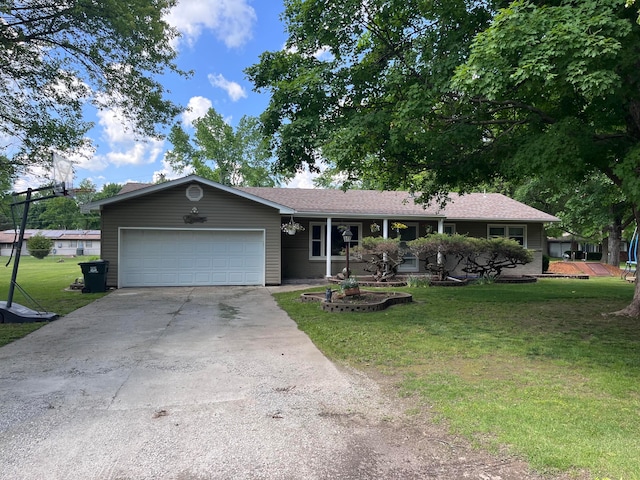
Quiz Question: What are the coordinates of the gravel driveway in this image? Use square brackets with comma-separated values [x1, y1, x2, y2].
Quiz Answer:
[0, 286, 552, 479]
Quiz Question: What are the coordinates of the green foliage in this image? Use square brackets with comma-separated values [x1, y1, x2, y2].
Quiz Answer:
[356, 236, 402, 256]
[340, 276, 359, 291]
[166, 108, 283, 187]
[406, 275, 430, 288]
[407, 234, 533, 278]
[1, 0, 185, 175]
[352, 236, 405, 281]
[26, 233, 53, 259]
[23, 179, 117, 229]
[542, 254, 550, 272]
[246, 0, 501, 197]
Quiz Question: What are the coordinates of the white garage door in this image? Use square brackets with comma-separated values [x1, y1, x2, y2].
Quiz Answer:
[120, 229, 265, 287]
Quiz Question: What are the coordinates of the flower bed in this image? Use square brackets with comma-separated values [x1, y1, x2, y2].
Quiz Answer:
[300, 290, 413, 313]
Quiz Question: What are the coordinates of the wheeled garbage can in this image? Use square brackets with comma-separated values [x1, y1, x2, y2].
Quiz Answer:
[78, 260, 109, 293]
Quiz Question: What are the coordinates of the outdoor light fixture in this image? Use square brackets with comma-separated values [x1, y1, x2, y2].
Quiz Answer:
[342, 227, 353, 278]
[342, 228, 353, 244]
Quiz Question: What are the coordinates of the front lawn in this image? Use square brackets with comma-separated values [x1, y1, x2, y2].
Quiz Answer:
[0, 255, 107, 346]
[274, 278, 639, 479]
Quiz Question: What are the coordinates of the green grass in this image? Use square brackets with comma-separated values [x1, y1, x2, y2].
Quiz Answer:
[0, 255, 107, 346]
[274, 278, 640, 479]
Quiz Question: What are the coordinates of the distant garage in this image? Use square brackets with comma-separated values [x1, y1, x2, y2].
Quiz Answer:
[119, 229, 265, 287]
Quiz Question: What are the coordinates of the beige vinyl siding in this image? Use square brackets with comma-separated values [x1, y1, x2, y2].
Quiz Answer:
[101, 184, 282, 286]
[279, 219, 546, 280]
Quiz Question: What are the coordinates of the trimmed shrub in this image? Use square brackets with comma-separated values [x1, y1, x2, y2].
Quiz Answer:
[26, 233, 53, 259]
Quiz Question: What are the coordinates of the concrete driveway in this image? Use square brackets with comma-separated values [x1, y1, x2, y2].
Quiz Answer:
[0, 287, 544, 480]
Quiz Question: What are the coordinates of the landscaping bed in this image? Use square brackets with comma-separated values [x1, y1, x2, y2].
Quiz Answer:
[300, 290, 413, 312]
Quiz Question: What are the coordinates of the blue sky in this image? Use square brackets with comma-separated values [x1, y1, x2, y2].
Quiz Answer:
[68, 1, 316, 191]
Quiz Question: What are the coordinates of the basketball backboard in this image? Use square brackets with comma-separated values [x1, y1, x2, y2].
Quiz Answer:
[52, 153, 74, 196]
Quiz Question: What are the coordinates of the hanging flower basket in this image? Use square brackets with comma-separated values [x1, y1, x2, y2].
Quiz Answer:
[281, 219, 305, 235]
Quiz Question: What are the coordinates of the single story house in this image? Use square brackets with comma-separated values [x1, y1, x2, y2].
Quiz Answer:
[82, 175, 559, 288]
[0, 229, 101, 257]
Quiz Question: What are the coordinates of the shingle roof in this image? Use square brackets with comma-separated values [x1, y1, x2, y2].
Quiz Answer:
[240, 188, 559, 222]
[109, 177, 558, 223]
[0, 229, 101, 243]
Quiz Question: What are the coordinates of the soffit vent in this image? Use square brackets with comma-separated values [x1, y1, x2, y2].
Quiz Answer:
[186, 184, 203, 202]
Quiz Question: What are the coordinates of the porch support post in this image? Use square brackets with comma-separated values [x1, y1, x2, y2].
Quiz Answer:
[325, 217, 332, 278]
[438, 219, 444, 233]
[382, 219, 389, 239]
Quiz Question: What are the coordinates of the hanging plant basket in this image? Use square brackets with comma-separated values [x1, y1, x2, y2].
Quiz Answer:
[281, 218, 305, 235]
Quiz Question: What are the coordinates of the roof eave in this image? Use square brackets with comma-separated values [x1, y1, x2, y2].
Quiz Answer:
[81, 175, 295, 214]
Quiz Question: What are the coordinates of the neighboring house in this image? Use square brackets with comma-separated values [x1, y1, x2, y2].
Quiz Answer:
[82, 175, 559, 288]
[547, 233, 602, 260]
[0, 230, 101, 257]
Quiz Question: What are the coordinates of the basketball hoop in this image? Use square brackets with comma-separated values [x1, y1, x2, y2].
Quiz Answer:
[52, 153, 74, 196]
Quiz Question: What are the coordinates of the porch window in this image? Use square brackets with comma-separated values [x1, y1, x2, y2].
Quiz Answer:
[488, 225, 526, 247]
[310, 222, 361, 259]
[444, 223, 456, 235]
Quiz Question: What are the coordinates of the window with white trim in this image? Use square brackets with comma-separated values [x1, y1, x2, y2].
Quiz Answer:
[397, 223, 419, 272]
[488, 225, 526, 246]
[444, 223, 456, 235]
[310, 223, 361, 259]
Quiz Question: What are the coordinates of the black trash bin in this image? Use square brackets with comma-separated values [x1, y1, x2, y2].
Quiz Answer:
[78, 260, 109, 293]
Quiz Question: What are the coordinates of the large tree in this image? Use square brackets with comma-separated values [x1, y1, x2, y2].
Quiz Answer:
[452, 0, 640, 314]
[1, 0, 185, 177]
[246, 0, 506, 195]
[166, 108, 284, 187]
[247, 0, 640, 315]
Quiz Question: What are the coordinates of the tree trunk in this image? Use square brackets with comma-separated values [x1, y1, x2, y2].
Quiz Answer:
[609, 212, 640, 317]
[601, 235, 609, 265]
[610, 278, 640, 317]
[608, 222, 621, 266]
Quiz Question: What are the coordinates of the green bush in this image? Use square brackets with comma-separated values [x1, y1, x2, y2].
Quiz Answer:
[543, 254, 550, 272]
[26, 233, 53, 259]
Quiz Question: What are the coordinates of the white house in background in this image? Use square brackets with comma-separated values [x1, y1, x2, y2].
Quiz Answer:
[0, 230, 101, 257]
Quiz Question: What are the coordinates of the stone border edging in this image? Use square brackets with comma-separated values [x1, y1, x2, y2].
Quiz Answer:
[300, 291, 413, 313]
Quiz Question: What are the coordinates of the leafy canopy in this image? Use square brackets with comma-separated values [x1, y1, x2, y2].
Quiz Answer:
[1, 0, 186, 174]
[166, 108, 284, 187]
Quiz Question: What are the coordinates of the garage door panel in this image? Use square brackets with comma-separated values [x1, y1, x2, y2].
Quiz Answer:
[120, 230, 264, 287]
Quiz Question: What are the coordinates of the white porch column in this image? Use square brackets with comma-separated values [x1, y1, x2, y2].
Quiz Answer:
[325, 217, 332, 278]
[383, 219, 389, 239]
[438, 219, 444, 233]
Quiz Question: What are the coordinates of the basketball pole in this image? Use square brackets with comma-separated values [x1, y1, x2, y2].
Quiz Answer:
[1, 183, 66, 321]
[6, 188, 32, 309]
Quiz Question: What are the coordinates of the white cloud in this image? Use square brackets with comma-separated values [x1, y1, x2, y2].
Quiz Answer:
[284, 166, 320, 189]
[105, 140, 165, 168]
[181, 96, 213, 126]
[167, 0, 256, 49]
[93, 107, 165, 168]
[208, 73, 247, 101]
